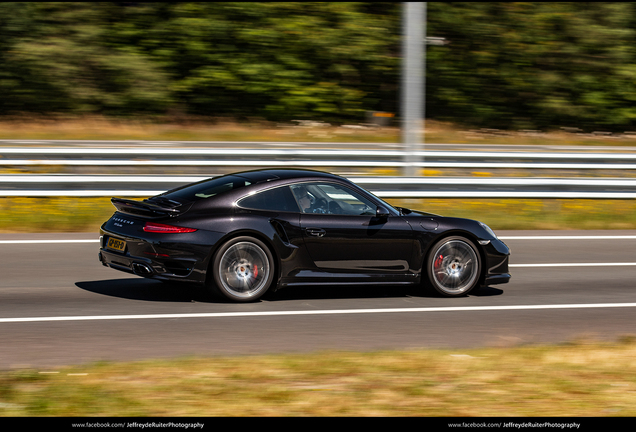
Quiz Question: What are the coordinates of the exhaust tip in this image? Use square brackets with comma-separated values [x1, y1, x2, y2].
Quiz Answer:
[132, 263, 153, 276]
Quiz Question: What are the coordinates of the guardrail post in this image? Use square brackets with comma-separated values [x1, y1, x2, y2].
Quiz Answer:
[401, 2, 425, 177]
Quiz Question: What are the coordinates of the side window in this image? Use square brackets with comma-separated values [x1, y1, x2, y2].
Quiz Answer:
[237, 186, 300, 212]
[290, 183, 376, 216]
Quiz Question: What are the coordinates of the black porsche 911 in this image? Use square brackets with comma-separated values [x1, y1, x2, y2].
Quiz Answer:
[99, 169, 510, 302]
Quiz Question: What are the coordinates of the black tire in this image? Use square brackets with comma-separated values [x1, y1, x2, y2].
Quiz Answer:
[209, 236, 275, 302]
[425, 236, 481, 297]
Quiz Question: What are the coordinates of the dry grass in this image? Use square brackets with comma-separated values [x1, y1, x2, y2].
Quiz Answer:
[386, 198, 636, 230]
[1, 117, 635, 232]
[1, 339, 635, 416]
[0, 115, 399, 143]
[0, 197, 114, 233]
[1, 197, 635, 233]
[1, 115, 636, 146]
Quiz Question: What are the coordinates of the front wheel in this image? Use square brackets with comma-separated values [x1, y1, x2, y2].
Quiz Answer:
[209, 236, 275, 302]
[426, 236, 481, 297]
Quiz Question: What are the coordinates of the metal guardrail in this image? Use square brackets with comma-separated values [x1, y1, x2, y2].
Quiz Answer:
[2, 143, 636, 198]
[3, 146, 636, 170]
[2, 145, 636, 161]
[1, 175, 636, 198]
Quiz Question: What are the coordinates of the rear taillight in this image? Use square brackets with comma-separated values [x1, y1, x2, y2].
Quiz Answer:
[143, 222, 197, 234]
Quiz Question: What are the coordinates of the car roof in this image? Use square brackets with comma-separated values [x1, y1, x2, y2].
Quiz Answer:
[233, 168, 344, 183]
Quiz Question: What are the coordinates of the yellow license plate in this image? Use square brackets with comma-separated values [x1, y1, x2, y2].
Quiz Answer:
[106, 237, 126, 252]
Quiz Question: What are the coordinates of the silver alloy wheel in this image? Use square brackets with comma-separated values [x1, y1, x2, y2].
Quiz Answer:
[217, 240, 272, 300]
[429, 237, 480, 296]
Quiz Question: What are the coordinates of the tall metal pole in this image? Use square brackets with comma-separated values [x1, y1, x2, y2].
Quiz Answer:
[401, 2, 425, 177]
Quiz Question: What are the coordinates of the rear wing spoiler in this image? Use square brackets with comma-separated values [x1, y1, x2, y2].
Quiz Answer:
[111, 197, 185, 218]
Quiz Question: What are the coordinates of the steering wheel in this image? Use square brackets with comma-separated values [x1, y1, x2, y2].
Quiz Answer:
[312, 198, 328, 214]
[328, 200, 343, 215]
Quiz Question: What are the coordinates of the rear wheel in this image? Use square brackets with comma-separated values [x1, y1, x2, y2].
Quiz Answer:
[209, 236, 274, 302]
[426, 236, 481, 297]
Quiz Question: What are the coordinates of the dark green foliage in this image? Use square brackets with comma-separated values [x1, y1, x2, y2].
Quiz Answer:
[1, 2, 636, 130]
[426, 2, 636, 131]
[0, 2, 400, 122]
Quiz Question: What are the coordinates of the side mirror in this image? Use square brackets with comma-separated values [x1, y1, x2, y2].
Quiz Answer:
[376, 206, 390, 218]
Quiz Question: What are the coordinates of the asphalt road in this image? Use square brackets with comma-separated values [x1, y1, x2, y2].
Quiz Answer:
[1, 230, 635, 369]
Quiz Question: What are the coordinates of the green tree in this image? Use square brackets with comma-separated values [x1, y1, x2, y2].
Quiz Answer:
[133, 2, 400, 122]
[4, 2, 636, 132]
[0, 2, 171, 115]
[427, 2, 636, 131]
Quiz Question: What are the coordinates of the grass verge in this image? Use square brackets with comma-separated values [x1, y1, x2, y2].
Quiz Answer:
[2, 116, 636, 146]
[386, 198, 636, 230]
[1, 197, 636, 233]
[1, 338, 635, 417]
[1, 117, 635, 232]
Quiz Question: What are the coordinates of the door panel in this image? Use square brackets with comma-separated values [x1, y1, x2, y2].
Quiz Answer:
[287, 181, 416, 275]
[300, 214, 414, 273]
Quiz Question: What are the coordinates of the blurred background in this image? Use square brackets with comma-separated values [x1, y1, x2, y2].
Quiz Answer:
[1, 5, 636, 418]
[1, 2, 634, 131]
[2, 2, 636, 232]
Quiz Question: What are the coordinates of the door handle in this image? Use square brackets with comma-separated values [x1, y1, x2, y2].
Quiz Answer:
[306, 228, 326, 237]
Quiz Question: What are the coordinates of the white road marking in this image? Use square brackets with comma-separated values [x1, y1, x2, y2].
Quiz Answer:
[1, 303, 636, 324]
[0, 239, 98, 244]
[2, 240, 630, 268]
[1, 238, 633, 268]
[510, 263, 636, 268]
[499, 235, 636, 240]
[0, 235, 634, 245]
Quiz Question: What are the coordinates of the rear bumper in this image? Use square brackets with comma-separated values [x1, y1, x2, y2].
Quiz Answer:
[98, 227, 218, 284]
[99, 249, 201, 282]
